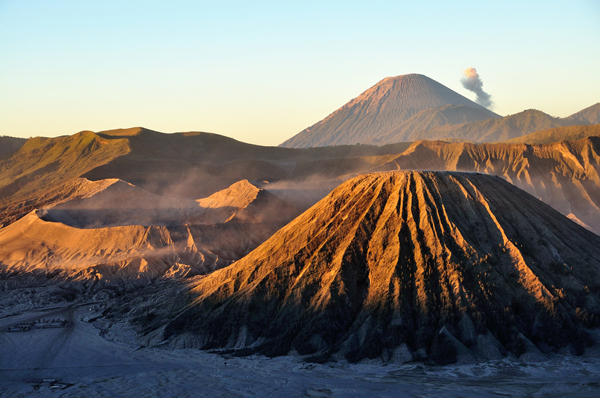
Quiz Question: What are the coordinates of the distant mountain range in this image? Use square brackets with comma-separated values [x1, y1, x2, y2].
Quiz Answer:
[568, 102, 600, 125]
[1, 127, 599, 235]
[280, 74, 600, 147]
[0, 128, 411, 228]
[412, 109, 573, 142]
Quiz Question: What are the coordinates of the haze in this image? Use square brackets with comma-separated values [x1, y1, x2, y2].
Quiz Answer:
[1, 0, 599, 145]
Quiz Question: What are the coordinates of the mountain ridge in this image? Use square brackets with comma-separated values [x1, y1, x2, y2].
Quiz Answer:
[414, 109, 582, 143]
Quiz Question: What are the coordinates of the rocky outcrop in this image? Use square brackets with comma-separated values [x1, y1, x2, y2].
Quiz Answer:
[380, 137, 600, 234]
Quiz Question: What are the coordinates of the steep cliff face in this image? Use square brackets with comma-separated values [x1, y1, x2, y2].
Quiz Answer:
[163, 171, 600, 363]
[381, 137, 600, 234]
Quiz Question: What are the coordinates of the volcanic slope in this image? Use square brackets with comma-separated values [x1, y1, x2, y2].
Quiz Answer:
[0, 131, 129, 203]
[370, 104, 498, 144]
[162, 171, 600, 364]
[567, 103, 600, 125]
[0, 136, 27, 159]
[0, 180, 297, 279]
[504, 124, 600, 144]
[280, 74, 500, 148]
[381, 137, 600, 234]
[39, 179, 296, 228]
[0, 127, 411, 227]
[413, 109, 580, 143]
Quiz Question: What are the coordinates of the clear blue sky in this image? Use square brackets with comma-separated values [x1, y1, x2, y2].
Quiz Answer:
[1, 0, 599, 145]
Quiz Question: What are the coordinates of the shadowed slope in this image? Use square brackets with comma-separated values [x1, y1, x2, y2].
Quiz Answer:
[162, 171, 600, 363]
[39, 179, 297, 228]
[417, 109, 578, 143]
[0, 136, 27, 159]
[280, 74, 499, 148]
[567, 103, 600, 125]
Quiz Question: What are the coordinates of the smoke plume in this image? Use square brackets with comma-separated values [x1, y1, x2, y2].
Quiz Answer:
[461, 67, 493, 109]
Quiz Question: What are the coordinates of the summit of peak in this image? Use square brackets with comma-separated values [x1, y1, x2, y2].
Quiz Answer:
[280, 74, 500, 148]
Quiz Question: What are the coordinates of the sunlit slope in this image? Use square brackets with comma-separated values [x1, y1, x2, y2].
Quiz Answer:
[0, 131, 130, 205]
[504, 124, 600, 144]
[0, 128, 411, 228]
[163, 171, 600, 363]
[382, 137, 600, 234]
[280, 74, 500, 148]
[0, 180, 296, 278]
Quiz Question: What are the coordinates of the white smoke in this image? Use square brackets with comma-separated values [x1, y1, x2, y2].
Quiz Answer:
[461, 67, 493, 109]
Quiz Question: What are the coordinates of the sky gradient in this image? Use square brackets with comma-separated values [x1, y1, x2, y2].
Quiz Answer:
[1, 0, 599, 146]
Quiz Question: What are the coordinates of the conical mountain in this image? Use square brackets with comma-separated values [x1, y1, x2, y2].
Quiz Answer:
[280, 74, 500, 148]
[164, 171, 600, 363]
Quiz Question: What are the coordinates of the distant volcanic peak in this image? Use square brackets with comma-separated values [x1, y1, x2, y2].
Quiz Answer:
[280, 74, 500, 148]
[176, 170, 600, 362]
[348, 73, 473, 111]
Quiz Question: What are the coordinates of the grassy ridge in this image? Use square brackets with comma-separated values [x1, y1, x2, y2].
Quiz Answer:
[0, 131, 130, 204]
[504, 124, 600, 144]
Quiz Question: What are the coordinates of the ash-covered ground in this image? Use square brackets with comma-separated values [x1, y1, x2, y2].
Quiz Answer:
[1, 277, 600, 397]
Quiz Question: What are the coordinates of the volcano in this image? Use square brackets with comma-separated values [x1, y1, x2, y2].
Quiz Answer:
[0, 180, 297, 278]
[164, 171, 600, 363]
[280, 74, 500, 148]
